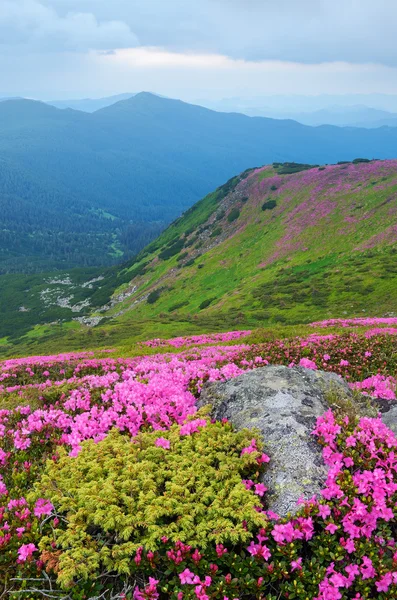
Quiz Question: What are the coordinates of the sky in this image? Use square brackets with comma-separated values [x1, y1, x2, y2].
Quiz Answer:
[1, 0, 397, 102]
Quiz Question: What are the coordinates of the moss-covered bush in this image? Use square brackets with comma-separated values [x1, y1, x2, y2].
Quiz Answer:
[35, 419, 266, 589]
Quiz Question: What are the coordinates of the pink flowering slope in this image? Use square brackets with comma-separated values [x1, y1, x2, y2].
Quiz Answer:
[1, 326, 397, 597]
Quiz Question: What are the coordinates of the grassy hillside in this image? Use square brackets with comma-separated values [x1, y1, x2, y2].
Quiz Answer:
[2, 158, 397, 356]
[2, 93, 397, 272]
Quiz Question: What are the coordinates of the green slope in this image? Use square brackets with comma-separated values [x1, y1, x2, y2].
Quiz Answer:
[3, 92, 397, 273]
[2, 159, 397, 355]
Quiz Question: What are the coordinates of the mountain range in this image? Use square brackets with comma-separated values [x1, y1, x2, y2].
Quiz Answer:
[2, 92, 397, 275]
[2, 158, 397, 355]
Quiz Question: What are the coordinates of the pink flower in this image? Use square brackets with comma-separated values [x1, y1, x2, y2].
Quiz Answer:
[376, 573, 392, 593]
[34, 498, 54, 517]
[17, 543, 37, 562]
[318, 504, 331, 519]
[179, 568, 196, 585]
[299, 358, 317, 370]
[254, 483, 267, 497]
[291, 557, 302, 571]
[155, 437, 170, 449]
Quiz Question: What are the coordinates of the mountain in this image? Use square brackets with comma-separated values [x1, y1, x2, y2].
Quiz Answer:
[2, 159, 397, 354]
[198, 99, 397, 128]
[47, 93, 136, 112]
[2, 93, 397, 274]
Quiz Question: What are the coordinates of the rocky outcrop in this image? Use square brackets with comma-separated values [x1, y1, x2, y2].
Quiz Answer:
[199, 365, 352, 517]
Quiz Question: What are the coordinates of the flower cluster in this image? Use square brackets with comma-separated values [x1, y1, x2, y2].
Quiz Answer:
[0, 324, 397, 597]
[141, 330, 251, 348]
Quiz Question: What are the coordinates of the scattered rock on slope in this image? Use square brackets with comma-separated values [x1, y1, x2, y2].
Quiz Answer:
[199, 365, 352, 517]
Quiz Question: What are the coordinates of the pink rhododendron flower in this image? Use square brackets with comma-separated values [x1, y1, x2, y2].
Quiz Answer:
[155, 437, 170, 449]
[17, 543, 37, 562]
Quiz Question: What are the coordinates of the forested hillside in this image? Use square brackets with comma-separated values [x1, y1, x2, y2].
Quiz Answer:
[2, 93, 397, 273]
[2, 159, 397, 355]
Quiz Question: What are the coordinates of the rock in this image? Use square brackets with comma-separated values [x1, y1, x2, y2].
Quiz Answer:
[377, 399, 397, 435]
[199, 365, 352, 517]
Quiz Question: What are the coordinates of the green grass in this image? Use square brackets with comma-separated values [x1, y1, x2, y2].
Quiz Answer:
[2, 160, 397, 357]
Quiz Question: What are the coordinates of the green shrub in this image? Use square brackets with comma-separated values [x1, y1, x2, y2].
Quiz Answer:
[262, 199, 277, 211]
[158, 238, 185, 260]
[210, 227, 222, 238]
[199, 297, 216, 310]
[227, 208, 240, 222]
[147, 289, 161, 304]
[216, 210, 226, 221]
[35, 419, 266, 589]
[241, 196, 249, 203]
[177, 251, 189, 262]
[270, 185, 278, 191]
[168, 300, 189, 312]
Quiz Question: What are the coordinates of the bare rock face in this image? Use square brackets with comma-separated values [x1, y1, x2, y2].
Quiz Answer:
[199, 365, 352, 517]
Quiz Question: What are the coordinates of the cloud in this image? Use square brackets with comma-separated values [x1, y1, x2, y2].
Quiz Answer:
[35, 0, 397, 67]
[0, 0, 138, 52]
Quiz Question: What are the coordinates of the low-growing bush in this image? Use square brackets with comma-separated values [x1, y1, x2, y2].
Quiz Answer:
[210, 227, 222, 238]
[199, 297, 216, 310]
[35, 419, 266, 590]
[159, 238, 185, 261]
[168, 300, 190, 312]
[184, 258, 196, 267]
[147, 289, 162, 304]
[262, 199, 277, 211]
[227, 208, 240, 222]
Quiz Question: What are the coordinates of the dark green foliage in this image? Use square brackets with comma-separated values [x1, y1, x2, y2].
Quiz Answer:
[262, 199, 277, 211]
[210, 227, 222, 238]
[184, 258, 196, 267]
[216, 210, 226, 221]
[227, 208, 240, 222]
[273, 162, 318, 175]
[352, 158, 372, 164]
[147, 289, 162, 304]
[241, 196, 249, 203]
[199, 297, 217, 310]
[168, 300, 189, 312]
[177, 252, 189, 262]
[216, 176, 240, 199]
[158, 238, 185, 260]
[270, 185, 278, 191]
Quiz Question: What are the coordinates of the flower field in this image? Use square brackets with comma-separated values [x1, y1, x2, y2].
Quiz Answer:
[1, 323, 397, 599]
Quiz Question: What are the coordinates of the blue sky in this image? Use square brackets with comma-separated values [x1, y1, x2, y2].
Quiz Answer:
[1, 0, 396, 100]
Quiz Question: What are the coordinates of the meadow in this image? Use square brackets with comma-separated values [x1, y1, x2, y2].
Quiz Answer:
[1, 318, 397, 598]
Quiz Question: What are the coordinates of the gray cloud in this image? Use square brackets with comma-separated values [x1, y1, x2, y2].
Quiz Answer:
[31, 0, 397, 66]
[1, 0, 397, 100]
[0, 0, 138, 51]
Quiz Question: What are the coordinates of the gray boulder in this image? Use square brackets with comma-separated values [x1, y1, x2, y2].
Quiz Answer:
[199, 365, 352, 517]
[376, 399, 397, 435]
